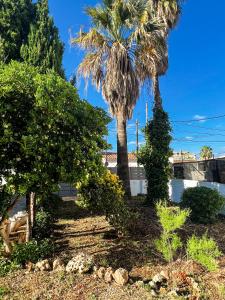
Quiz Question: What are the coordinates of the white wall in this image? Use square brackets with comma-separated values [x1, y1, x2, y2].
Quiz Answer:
[130, 179, 225, 204]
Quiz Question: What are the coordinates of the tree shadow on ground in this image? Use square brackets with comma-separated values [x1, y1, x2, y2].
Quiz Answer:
[53, 199, 225, 270]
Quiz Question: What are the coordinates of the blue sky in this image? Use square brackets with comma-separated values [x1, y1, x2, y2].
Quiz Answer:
[49, 0, 225, 157]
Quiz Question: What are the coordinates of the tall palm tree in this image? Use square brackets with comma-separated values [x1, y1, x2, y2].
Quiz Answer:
[73, 0, 162, 197]
[135, 0, 182, 108]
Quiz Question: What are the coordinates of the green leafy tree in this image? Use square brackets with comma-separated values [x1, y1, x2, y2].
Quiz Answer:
[73, 0, 164, 197]
[0, 0, 33, 62]
[0, 61, 110, 251]
[21, 0, 64, 76]
[200, 146, 213, 160]
[138, 107, 172, 204]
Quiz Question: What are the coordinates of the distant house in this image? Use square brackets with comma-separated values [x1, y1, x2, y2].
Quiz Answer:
[173, 157, 225, 183]
[102, 151, 196, 180]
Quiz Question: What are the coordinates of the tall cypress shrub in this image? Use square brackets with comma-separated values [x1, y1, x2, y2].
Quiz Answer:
[21, 0, 64, 76]
[0, 0, 33, 62]
[138, 105, 172, 204]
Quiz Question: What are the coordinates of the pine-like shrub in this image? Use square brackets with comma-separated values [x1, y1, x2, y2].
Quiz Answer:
[187, 234, 222, 271]
[77, 171, 138, 234]
[181, 187, 225, 224]
[155, 201, 190, 262]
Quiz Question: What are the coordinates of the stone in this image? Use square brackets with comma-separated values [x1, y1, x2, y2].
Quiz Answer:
[152, 273, 166, 284]
[26, 261, 34, 272]
[159, 287, 167, 295]
[113, 268, 129, 286]
[134, 280, 144, 287]
[66, 252, 94, 273]
[149, 281, 157, 289]
[93, 266, 98, 272]
[35, 259, 51, 271]
[97, 267, 106, 279]
[53, 258, 65, 271]
[160, 270, 169, 280]
[104, 267, 114, 283]
[151, 290, 158, 297]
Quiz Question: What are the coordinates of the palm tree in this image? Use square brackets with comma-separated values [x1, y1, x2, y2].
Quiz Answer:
[136, 0, 182, 108]
[200, 146, 213, 160]
[73, 0, 162, 197]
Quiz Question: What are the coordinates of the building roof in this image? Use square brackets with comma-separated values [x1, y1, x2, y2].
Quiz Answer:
[102, 152, 137, 162]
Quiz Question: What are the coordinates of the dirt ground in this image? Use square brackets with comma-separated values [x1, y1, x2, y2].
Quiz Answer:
[1, 199, 225, 299]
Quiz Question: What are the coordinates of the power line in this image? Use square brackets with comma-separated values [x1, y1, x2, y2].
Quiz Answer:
[172, 114, 225, 123]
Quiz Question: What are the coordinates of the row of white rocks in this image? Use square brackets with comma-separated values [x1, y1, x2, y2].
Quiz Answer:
[29, 252, 129, 286]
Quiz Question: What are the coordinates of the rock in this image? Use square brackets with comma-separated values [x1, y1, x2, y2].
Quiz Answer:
[134, 280, 144, 287]
[129, 278, 134, 284]
[113, 268, 129, 286]
[93, 265, 98, 272]
[151, 289, 158, 297]
[104, 267, 114, 283]
[97, 267, 106, 279]
[160, 270, 169, 280]
[53, 258, 65, 271]
[149, 280, 157, 289]
[159, 287, 167, 295]
[66, 252, 94, 273]
[26, 261, 34, 272]
[35, 259, 51, 271]
[152, 273, 166, 284]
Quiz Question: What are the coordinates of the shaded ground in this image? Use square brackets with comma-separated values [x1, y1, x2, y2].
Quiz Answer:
[1, 198, 225, 299]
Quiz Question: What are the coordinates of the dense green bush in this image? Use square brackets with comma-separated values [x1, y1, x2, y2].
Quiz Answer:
[11, 239, 54, 265]
[181, 186, 225, 224]
[187, 234, 222, 271]
[33, 210, 54, 240]
[77, 171, 138, 234]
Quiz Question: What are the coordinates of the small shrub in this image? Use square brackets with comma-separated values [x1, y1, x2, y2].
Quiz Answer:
[0, 286, 10, 296]
[181, 186, 225, 224]
[187, 234, 222, 271]
[155, 201, 190, 262]
[11, 239, 54, 265]
[77, 171, 139, 234]
[33, 210, 54, 240]
[0, 257, 19, 277]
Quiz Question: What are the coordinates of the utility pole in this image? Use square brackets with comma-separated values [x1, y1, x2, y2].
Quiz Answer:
[146, 100, 148, 125]
[136, 119, 139, 162]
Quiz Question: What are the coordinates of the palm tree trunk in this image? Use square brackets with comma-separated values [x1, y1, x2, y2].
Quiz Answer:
[116, 112, 131, 198]
[153, 74, 162, 109]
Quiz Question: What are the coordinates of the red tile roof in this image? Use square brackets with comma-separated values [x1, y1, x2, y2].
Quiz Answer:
[102, 152, 137, 162]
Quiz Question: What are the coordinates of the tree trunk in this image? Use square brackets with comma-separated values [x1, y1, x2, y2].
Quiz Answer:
[116, 112, 131, 198]
[30, 192, 36, 228]
[26, 192, 35, 242]
[153, 74, 162, 109]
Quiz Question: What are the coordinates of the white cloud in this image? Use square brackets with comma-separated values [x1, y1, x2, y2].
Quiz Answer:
[127, 123, 136, 129]
[128, 141, 136, 145]
[193, 114, 206, 123]
[185, 136, 193, 140]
